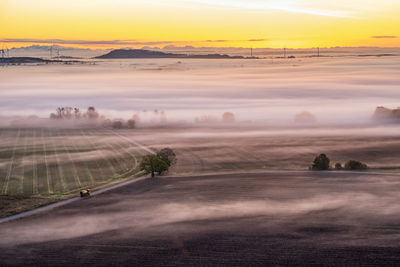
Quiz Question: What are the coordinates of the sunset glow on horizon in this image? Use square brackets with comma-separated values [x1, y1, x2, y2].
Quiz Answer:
[1, 0, 400, 49]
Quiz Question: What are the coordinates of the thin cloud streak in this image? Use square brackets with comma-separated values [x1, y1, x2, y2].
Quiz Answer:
[0, 39, 174, 46]
[179, 0, 354, 17]
[371, 36, 397, 39]
[0, 38, 270, 47]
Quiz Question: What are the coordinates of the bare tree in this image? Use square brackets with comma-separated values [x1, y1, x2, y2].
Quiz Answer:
[74, 108, 81, 119]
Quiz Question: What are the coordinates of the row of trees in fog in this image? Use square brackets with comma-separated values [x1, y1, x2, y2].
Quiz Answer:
[195, 112, 236, 123]
[47, 107, 323, 126]
[50, 107, 100, 120]
[48, 107, 170, 129]
[49, 107, 239, 127]
[310, 154, 368, 171]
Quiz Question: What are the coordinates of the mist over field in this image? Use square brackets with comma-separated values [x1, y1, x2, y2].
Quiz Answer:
[1, 56, 399, 125]
[2, 55, 400, 266]
[2, 0, 400, 263]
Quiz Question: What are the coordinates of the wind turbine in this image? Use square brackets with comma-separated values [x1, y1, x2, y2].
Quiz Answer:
[49, 44, 54, 58]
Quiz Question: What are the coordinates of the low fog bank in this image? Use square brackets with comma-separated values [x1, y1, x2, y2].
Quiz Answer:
[0, 56, 399, 126]
[1, 108, 399, 130]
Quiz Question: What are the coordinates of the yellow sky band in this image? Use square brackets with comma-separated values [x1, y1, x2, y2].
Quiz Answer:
[1, 0, 399, 49]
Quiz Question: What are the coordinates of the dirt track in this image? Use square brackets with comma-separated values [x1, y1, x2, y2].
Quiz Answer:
[1, 171, 400, 266]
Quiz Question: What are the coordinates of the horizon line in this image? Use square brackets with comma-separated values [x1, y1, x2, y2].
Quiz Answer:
[5, 44, 400, 51]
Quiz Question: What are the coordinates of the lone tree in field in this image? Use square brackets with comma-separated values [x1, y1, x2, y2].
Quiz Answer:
[140, 148, 177, 177]
[311, 154, 330, 170]
[344, 160, 368, 170]
[158, 148, 177, 165]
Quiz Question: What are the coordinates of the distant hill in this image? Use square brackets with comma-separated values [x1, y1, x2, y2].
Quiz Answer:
[96, 49, 250, 59]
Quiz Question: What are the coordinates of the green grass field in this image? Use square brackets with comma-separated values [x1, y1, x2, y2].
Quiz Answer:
[0, 128, 145, 197]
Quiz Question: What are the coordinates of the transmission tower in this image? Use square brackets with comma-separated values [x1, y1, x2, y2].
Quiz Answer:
[0, 47, 5, 65]
[49, 45, 53, 58]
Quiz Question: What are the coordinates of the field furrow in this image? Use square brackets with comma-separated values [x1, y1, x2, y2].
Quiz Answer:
[106, 132, 141, 173]
[87, 131, 130, 176]
[20, 129, 33, 195]
[67, 132, 95, 186]
[30, 129, 39, 195]
[49, 131, 67, 193]
[0, 128, 145, 197]
[1, 129, 21, 195]
[82, 130, 117, 178]
[39, 128, 52, 194]
[58, 131, 82, 188]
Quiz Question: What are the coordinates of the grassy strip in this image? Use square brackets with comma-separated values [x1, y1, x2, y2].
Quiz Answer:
[41, 128, 52, 194]
[1, 129, 21, 195]
[87, 130, 130, 176]
[67, 131, 96, 186]
[105, 131, 141, 173]
[49, 130, 67, 193]
[31, 129, 38, 195]
[81, 130, 116, 178]
[58, 130, 82, 188]
[20, 129, 30, 195]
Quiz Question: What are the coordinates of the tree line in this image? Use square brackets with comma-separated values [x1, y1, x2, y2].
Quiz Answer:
[50, 107, 100, 120]
[310, 154, 368, 171]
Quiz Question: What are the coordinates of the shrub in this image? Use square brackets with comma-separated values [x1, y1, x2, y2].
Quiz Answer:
[334, 163, 343, 170]
[311, 154, 330, 170]
[127, 119, 136, 129]
[112, 120, 123, 129]
[344, 160, 367, 170]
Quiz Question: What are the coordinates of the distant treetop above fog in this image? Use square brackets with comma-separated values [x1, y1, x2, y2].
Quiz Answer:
[222, 112, 235, 123]
[294, 111, 317, 124]
[373, 106, 400, 122]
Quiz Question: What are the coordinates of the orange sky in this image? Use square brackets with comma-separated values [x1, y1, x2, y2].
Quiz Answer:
[1, 0, 399, 49]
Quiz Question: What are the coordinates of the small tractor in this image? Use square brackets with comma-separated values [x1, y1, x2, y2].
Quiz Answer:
[80, 188, 91, 198]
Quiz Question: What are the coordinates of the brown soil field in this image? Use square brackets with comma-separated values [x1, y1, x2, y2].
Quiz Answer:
[1, 171, 400, 266]
[0, 196, 61, 218]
